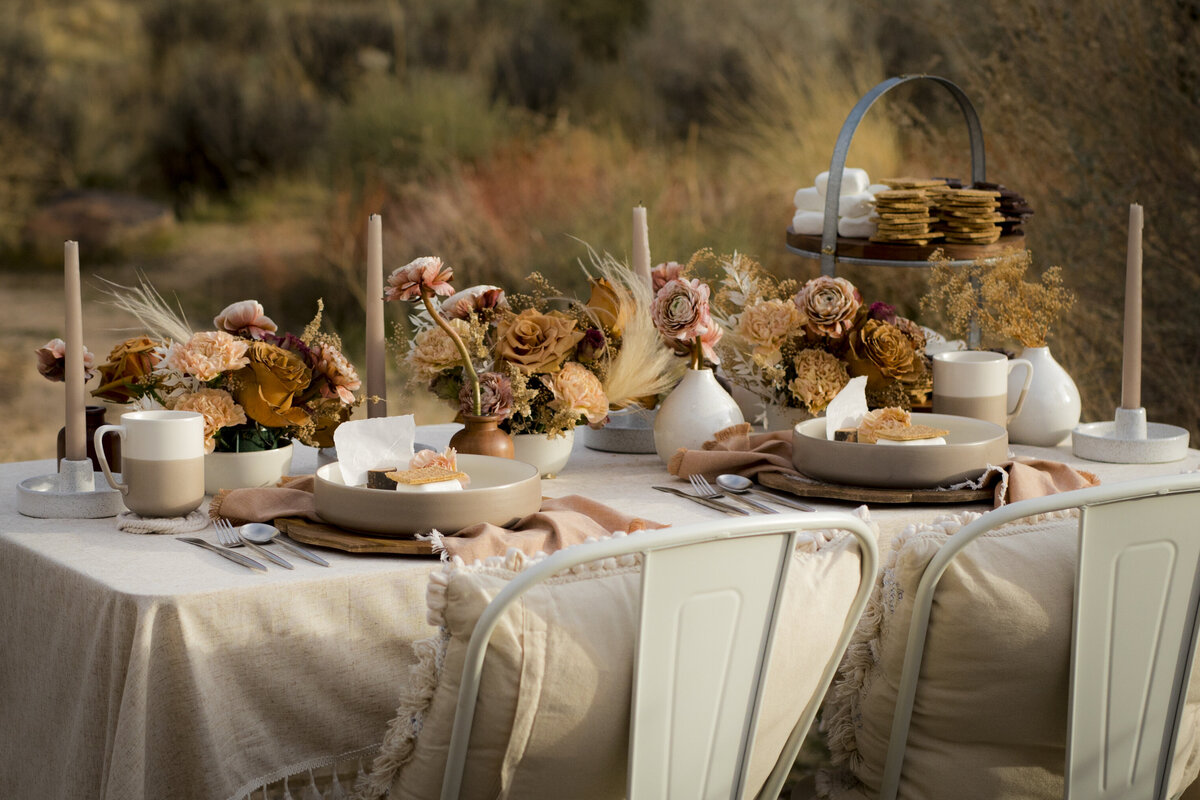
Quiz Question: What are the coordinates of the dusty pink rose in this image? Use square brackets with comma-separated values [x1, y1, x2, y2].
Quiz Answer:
[651, 278, 715, 343]
[36, 338, 97, 382]
[310, 342, 361, 404]
[651, 261, 685, 293]
[441, 285, 507, 319]
[385, 256, 455, 302]
[172, 388, 246, 453]
[164, 331, 250, 381]
[548, 362, 609, 424]
[459, 371, 513, 418]
[213, 300, 277, 338]
[793, 276, 862, 339]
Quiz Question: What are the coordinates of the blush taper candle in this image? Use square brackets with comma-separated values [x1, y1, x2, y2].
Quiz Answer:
[1121, 203, 1143, 410]
[366, 214, 386, 417]
[63, 241, 86, 461]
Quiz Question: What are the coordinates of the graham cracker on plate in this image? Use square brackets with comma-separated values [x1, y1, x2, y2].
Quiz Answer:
[386, 465, 468, 485]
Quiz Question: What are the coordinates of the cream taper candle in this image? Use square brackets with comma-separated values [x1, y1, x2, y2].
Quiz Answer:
[632, 205, 652, 289]
[366, 214, 386, 418]
[63, 241, 86, 461]
[1121, 203, 1143, 410]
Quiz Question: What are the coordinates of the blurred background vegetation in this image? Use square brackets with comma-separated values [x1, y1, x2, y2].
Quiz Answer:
[2, 0, 1197, 461]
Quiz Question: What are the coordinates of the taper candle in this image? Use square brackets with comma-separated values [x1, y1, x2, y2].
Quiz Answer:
[632, 205, 652, 289]
[366, 214, 386, 418]
[1121, 203, 1143, 410]
[63, 241, 86, 461]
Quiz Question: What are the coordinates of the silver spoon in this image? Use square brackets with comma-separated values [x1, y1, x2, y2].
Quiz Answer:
[240, 522, 331, 567]
[715, 474, 815, 512]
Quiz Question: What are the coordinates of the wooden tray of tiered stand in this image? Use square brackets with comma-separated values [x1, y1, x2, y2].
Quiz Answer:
[786, 229, 1024, 267]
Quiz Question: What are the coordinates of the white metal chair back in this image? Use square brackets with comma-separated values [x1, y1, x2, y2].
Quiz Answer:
[879, 472, 1200, 800]
[439, 511, 879, 800]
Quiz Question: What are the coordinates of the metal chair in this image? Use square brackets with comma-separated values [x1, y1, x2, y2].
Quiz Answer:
[880, 471, 1200, 800]
[438, 511, 879, 800]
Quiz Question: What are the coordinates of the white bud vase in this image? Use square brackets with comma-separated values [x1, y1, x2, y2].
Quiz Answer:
[1006, 345, 1081, 447]
[653, 368, 745, 463]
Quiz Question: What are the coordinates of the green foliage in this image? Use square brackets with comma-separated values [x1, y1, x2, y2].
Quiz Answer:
[213, 422, 290, 453]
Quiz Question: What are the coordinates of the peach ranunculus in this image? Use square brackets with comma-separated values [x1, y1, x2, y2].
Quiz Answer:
[36, 338, 97, 382]
[651, 278, 715, 344]
[385, 256, 455, 302]
[495, 309, 585, 374]
[92, 336, 162, 402]
[172, 388, 247, 453]
[844, 319, 926, 390]
[232, 341, 312, 428]
[441, 285, 507, 320]
[164, 331, 249, 382]
[651, 261, 685, 293]
[737, 299, 804, 367]
[310, 341, 361, 404]
[213, 300, 277, 339]
[548, 362, 609, 424]
[408, 319, 473, 379]
[793, 276, 862, 339]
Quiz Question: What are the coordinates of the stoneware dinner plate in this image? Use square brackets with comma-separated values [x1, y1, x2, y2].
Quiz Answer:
[314, 455, 541, 537]
[791, 412, 1008, 489]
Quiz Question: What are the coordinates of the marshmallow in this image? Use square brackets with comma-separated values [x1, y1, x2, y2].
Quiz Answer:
[838, 213, 877, 238]
[838, 192, 875, 219]
[394, 480, 464, 493]
[791, 210, 825, 235]
[793, 186, 823, 212]
[816, 168, 870, 197]
[866, 183, 892, 194]
[876, 437, 947, 447]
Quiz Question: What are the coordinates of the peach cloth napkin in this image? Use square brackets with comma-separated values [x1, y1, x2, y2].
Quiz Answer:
[210, 478, 664, 561]
[667, 423, 1099, 508]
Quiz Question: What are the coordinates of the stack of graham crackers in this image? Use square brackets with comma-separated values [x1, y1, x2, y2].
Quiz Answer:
[934, 188, 1004, 244]
[869, 187, 940, 245]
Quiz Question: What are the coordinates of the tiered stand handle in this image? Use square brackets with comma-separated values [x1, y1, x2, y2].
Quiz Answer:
[811, 74, 988, 277]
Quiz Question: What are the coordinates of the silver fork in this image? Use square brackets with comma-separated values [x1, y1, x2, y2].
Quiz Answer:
[689, 474, 777, 514]
[214, 518, 294, 569]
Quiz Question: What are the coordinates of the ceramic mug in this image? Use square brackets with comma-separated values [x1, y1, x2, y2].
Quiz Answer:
[933, 351, 1034, 428]
[95, 410, 206, 517]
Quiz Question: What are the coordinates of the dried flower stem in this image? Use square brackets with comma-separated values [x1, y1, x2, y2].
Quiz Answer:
[422, 287, 481, 415]
[690, 339, 702, 370]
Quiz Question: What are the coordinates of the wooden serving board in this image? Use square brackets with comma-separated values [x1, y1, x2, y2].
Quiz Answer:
[786, 229, 1025, 264]
[758, 472, 993, 505]
[275, 517, 438, 556]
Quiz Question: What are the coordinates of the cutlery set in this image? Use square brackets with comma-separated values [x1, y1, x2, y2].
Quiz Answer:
[653, 474, 813, 516]
[179, 519, 329, 573]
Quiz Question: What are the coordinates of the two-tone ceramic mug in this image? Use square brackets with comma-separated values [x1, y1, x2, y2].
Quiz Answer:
[95, 410, 206, 517]
[932, 351, 1034, 428]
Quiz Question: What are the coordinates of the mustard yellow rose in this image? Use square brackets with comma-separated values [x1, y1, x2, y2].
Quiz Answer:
[233, 341, 312, 428]
[844, 319, 926, 390]
[585, 278, 626, 335]
[92, 336, 162, 402]
[495, 309, 584, 374]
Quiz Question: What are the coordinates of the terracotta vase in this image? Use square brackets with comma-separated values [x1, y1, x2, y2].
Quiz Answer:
[58, 405, 120, 472]
[449, 415, 515, 459]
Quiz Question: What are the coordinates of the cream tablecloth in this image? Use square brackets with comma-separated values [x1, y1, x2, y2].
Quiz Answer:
[1, 424, 1195, 800]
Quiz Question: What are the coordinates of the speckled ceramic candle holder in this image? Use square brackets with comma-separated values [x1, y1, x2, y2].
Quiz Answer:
[1072, 407, 1190, 464]
[16, 458, 125, 518]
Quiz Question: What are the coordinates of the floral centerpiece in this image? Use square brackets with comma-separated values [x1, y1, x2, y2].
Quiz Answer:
[393, 254, 681, 445]
[710, 252, 931, 418]
[91, 280, 360, 453]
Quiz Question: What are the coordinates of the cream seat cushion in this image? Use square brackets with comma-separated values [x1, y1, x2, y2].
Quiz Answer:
[818, 510, 1200, 800]
[355, 520, 870, 800]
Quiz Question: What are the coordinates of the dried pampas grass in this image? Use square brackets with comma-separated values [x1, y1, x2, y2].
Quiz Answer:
[98, 274, 193, 344]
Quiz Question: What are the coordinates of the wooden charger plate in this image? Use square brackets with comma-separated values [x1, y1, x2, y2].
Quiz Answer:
[276, 517, 438, 556]
[758, 471, 992, 505]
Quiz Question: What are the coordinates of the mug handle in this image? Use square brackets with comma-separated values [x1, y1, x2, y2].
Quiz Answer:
[94, 425, 128, 495]
[1006, 358, 1034, 422]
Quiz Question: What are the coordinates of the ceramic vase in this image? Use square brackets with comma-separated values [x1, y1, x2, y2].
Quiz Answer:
[763, 403, 813, 433]
[653, 368, 744, 463]
[203, 443, 294, 494]
[58, 405, 121, 472]
[1006, 345, 1081, 447]
[512, 429, 575, 477]
[580, 405, 657, 454]
[449, 415, 515, 459]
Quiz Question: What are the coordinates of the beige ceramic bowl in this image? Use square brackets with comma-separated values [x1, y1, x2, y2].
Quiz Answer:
[314, 455, 541, 537]
[791, 412, 1008, 489]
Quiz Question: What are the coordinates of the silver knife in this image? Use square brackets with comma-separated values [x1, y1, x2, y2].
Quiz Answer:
[716, 491, 779, 514]
[239, 538, 294, 570]
[653, 486, 749, 516]
[178, 537, 268, 573]
[747, 485, 815, 512]
[270, 535, 330, 567]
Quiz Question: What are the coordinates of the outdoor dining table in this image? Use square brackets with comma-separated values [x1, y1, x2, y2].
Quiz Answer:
[1, 422, 1197, 800]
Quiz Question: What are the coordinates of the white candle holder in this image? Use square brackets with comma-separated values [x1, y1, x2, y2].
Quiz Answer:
[16, 458, 125, 518]
[1072, 407, 1190, 464]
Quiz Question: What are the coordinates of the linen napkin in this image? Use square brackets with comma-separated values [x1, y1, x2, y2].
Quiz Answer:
[667, 423, 1100, 508]
[210, 478, 663, 561]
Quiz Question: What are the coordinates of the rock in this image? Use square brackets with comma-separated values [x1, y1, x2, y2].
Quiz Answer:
[24, 190, 174, 262]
